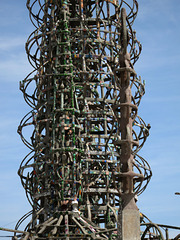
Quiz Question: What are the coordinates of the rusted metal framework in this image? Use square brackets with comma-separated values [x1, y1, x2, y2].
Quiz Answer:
[140, 214, 180, 240]
[15, 0, 153, 239]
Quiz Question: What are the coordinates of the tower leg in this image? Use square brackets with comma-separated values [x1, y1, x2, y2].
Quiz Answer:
[117, 194, 141, 240]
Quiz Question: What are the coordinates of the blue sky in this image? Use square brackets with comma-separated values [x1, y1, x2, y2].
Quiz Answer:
[0, 0, 180, 239]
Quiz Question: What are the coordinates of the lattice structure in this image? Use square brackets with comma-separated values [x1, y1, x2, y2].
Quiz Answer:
[15, 0, 152, 239]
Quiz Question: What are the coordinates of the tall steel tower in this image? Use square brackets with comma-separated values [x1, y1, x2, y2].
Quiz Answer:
[15, 0, 152, 239]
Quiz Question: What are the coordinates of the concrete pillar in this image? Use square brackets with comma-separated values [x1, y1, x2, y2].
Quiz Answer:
[117, 194, 141, 240]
